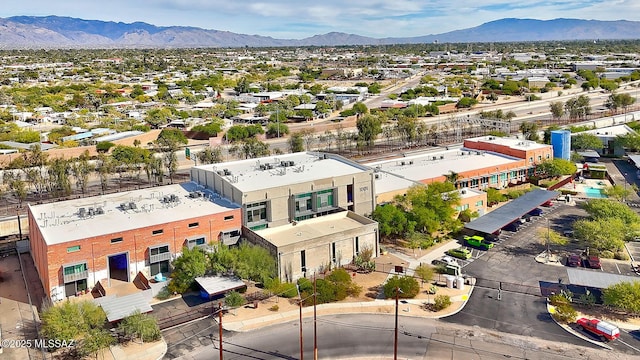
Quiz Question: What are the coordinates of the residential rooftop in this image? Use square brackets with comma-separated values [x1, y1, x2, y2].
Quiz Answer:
[366, 148, 523, 194]
[577, 124, 635, 137]
[192, 152, 370, 193]
[254, 211, 376, 248]
[28, 182, 239, 245]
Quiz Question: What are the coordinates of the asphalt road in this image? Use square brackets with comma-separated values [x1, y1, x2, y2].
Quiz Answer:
[164, 313, 613, 360]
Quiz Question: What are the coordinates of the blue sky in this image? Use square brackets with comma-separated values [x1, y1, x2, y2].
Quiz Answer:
[1, 0, 638, 39]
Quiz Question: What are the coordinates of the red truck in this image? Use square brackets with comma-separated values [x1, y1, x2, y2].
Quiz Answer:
[576, 318, 620, 341]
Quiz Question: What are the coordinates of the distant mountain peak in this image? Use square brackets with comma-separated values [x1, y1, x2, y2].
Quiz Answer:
[0, 16, 638, 48]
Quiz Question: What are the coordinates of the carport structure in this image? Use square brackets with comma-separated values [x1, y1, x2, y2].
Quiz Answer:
[464, 189, 559, 235]
[195, 275, 246, 300]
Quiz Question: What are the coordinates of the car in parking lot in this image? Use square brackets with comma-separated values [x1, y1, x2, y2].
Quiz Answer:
[446, 247, 472, 260]
[464, 235, 494, 250]
[431, 256, 458, 267]
[541, 200, 553, 207]
[585, 255, 602, 269]
[503, 221, 521, 232]
[566, 254, 582, 267]
[528, 208, 543, 216]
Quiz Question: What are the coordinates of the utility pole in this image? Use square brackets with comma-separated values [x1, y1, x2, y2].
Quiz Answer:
[299, 297, 304, 360]
[313, 276, 318, 360]
[218, 302, 223, 360]
[394, 286, 399, 360]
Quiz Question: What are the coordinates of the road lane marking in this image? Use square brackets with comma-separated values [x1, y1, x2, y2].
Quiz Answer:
[618, 338, 640, 353]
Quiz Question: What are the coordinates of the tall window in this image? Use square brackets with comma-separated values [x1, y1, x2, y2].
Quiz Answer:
[301, 250, 306, 273]
[246, 201, 268, 224]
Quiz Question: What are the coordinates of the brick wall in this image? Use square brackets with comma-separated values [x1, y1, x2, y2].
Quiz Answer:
[30, 208, 241, 299]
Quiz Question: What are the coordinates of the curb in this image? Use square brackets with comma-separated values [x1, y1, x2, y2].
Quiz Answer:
[546, 301, 613, 350]
[223, 284, 475, 332]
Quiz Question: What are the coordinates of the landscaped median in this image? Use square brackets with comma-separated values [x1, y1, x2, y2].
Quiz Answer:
[222, 282, 474, 332]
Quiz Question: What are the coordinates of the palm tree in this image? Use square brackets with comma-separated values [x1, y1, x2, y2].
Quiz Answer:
[445, 171, 459, 188]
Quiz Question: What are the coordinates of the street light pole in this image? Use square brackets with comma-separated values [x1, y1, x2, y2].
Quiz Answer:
[394, 286, 399, 360]
[218, 302, 223, 360]
[297, 285, 304, 360]
[624, 172, 628, 203]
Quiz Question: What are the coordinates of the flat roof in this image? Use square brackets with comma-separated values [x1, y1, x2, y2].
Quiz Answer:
[366, 149, 523, 194]
[464, 189, 558, 234]
[567, 268, 638, 289]
[255, 211, 376, 248]
[94, 292, 153, 322]
[195, 276, 245, 296]
[578, 124, 635, 138]
[465, 135, 550, 151]
[193, 152, 370, 193]
[29, 182, 239, 245]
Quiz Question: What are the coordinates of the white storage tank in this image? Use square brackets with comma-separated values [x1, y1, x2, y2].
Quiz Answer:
[445, 275, 455, 288]
[456, 276, 465, 290]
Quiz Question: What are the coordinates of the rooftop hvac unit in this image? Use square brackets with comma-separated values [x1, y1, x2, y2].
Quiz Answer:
[440, 155, 444, 159]
[289, 161, 295, 166]
[409, 161, 414, 165]
[96, 207, 104, 215]
[170, 194, 178, 202]
[432, 156, 437, 161]
[374, 174, 380, 179]
[78, 207, 86, 217]
[223, 169, 231, 175]
[87, 207, 95, 216]
[401, 161, 406, 165]
[259, 164, 266, 170]
[121, 203, 130, 210]
[129, 202, 137, 210]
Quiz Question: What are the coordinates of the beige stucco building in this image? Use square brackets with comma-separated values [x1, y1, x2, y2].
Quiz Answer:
[190, 152, 379, 280]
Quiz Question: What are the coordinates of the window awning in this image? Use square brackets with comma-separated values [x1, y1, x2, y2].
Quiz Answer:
[195, 276, 245, 297]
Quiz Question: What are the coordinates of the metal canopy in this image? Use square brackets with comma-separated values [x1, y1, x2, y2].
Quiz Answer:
[195, 276, 246, 296]
[567, 268, 637, 289]
[464, 189, 559, 234]
[95, 292, 153, 322]
[628, 154, 640, 168]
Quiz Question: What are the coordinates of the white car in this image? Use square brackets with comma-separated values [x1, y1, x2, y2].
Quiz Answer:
[431, 256, 458, 267]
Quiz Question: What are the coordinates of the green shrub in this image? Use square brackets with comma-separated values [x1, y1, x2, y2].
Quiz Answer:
[551, 303, 578, 323]
[118, 311, 161, 343]
[268, 304, 279, 312]
[96, 141, 115, 153]
[225, 291, 247, 308]
[600, 250, 615, 259]
[155, 286, 171, 300]
[548, 293, 571, 306]
[432, 295, 452, 311]
[383, 275, 420, 299]
[265, 278, 298, 298]
[615, 251, 630, 261]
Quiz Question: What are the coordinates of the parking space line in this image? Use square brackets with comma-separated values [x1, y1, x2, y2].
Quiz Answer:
[615, 263, 621, 274]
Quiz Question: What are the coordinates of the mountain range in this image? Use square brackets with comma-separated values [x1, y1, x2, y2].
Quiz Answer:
[0, 16, 639, 49]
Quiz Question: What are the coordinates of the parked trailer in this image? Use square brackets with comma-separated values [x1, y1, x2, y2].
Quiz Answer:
[576, 318, 620, 341]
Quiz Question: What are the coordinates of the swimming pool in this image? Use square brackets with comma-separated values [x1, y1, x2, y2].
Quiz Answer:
[584, 186, 607, 198]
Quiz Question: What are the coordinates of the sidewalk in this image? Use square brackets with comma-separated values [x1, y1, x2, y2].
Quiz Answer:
[223, 290, 473, 332]
[221, 241, 474, 333]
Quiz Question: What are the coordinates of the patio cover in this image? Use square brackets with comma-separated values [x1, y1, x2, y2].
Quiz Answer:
[464, 189, 558, 234]
[567, 267, 637, 289]
[195, 276, 245, 297]
[94, 292, 153, 322]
